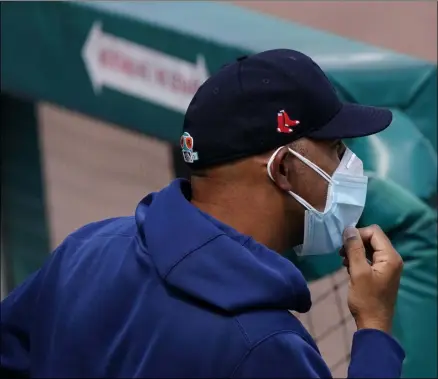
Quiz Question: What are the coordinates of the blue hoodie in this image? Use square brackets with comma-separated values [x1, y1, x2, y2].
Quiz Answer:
[1, 179, 404, 378]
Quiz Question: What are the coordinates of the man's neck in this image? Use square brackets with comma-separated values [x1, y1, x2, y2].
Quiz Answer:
[191, 188, 290, 253]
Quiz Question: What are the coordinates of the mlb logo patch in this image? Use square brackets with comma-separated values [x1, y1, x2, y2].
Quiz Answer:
[180, 132, 199, 163]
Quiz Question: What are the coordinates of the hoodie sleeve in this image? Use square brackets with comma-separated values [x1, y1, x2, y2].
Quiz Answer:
[231, 330, 405, 379]
[1, 269, 41, 377]
[1, 239, 71, 377]
[348, 329, 405, 378]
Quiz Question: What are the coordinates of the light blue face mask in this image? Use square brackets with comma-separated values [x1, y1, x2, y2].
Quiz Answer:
[267, 146, 368, 256]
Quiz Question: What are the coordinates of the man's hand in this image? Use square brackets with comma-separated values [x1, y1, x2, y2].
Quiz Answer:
[340, 225, 404, 334]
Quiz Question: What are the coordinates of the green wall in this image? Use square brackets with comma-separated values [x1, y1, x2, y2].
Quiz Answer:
[1, 94, 51, 288]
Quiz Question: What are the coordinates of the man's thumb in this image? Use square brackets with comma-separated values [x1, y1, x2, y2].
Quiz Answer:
[343, 227, 368, 268]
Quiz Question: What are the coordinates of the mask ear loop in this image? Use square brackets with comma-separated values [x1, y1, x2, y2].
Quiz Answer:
[287, 148, 336, 213]
[267, 146, 283, 182]
[288, 148, 333, 183]
[267, 146, 333, 213]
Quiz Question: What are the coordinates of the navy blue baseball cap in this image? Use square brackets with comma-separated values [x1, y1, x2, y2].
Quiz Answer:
[181, 49, 392, 169]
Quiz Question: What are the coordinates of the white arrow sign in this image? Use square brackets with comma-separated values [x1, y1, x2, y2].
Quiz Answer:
[81, 22, 209, 113]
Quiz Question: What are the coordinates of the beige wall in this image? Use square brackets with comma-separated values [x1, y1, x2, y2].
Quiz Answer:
[233, 1, 437, 62]
[38, 103, 173, 248]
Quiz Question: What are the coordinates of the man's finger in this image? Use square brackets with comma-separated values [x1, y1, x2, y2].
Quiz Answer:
[358, 225, 392, 252]
[343, 227, 368, 269]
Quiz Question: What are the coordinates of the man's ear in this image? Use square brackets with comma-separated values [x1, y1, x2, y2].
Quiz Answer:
[269, 147, 293, 192]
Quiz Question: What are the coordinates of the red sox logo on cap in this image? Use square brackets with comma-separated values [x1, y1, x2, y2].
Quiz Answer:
[277, 110, 300, 134]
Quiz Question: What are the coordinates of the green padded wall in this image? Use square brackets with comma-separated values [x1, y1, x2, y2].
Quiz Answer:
[1, 94, 51, 288]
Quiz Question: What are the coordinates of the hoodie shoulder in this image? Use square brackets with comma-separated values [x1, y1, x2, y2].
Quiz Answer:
[236, 309, 317, 349]
[231, 329, 331, 378]
[68, 216, 137, 241]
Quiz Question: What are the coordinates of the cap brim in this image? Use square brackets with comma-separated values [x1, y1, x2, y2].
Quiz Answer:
[308, 103, 392, 140]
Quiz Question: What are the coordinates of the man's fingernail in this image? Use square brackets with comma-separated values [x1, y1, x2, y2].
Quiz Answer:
[343, 227, 357, 241]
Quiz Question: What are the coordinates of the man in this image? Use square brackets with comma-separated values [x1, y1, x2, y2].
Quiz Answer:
[1, 49, 404, 378]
